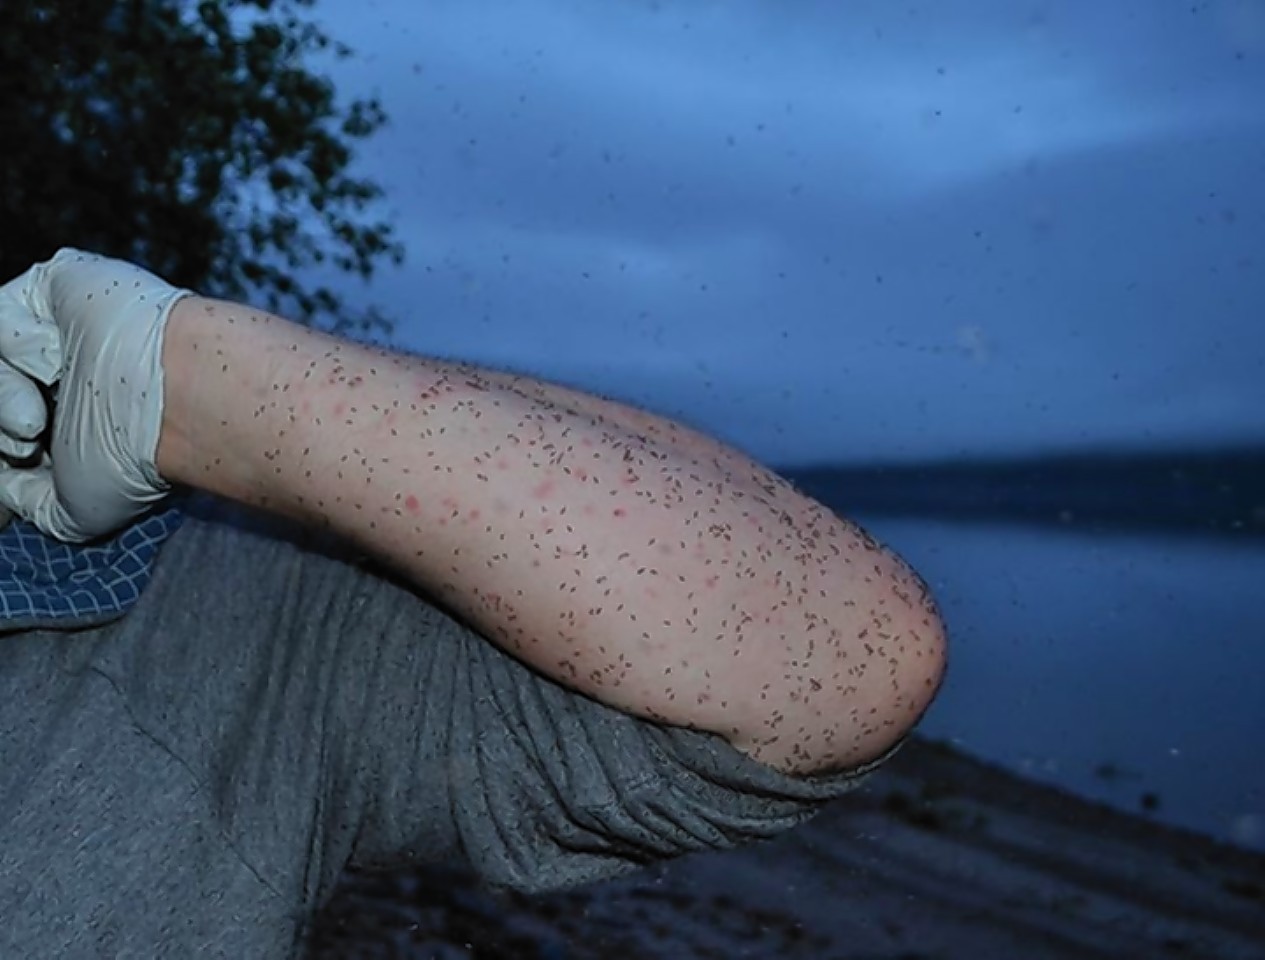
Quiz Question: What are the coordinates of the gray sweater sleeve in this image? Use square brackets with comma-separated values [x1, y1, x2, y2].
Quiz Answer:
[355, 586, 901, 895]
[93, 497, 899, 907]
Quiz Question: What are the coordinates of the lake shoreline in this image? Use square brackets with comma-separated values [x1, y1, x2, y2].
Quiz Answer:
[308, 734, 1265, 958]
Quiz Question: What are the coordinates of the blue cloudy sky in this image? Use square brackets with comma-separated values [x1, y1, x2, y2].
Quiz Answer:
[286, 1, 1265, 849]
[307, 0, 1265, 468]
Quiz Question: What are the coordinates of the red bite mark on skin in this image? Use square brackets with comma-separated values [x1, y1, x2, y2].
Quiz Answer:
[533, 479, 556, 500]
[300, 399, 312, 416]
[404, 495, 421, 514]
[573, 468, 588, 481]
[612, 508, 627, 518]
[333, 402, 346, 418]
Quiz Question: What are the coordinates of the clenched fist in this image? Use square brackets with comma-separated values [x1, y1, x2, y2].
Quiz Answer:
[0, 248, 193, 542]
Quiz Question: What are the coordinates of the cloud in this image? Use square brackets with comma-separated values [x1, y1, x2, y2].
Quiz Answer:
[308, 0, 1265, 465]
[335, 0, 1260, 216]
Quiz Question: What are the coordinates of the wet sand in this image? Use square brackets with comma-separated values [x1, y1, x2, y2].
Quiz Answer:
[307, 736, 1265, 959]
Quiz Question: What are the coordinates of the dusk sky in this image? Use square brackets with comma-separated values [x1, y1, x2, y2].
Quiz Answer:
[283, 3, 1265, 848]
[306, 0, 1265, 469]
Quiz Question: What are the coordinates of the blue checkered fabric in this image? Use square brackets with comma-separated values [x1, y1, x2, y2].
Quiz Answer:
[0, 506, 185, 628]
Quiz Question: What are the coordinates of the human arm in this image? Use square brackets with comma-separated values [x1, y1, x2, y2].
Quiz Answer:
[153, 294, 946, 776]
[0, 248, 945, 777]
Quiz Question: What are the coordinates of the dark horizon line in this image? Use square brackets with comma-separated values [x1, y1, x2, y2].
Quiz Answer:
[773, 440, 1265, 474]
[773, 442, 1265, 542]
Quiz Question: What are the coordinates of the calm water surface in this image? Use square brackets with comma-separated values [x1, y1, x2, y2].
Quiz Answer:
[865, 517, 1265, 853]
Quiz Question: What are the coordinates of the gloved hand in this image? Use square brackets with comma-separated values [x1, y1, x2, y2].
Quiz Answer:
[0, 248, 194, 542]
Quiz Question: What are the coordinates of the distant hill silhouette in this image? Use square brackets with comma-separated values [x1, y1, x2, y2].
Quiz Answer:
[777, 445, 1265, 543]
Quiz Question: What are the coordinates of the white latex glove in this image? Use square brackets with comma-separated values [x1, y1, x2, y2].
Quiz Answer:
[0, 248, 194, 542]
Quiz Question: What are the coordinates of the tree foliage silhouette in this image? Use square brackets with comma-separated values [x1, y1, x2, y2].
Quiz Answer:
[0, 0, 402, 336]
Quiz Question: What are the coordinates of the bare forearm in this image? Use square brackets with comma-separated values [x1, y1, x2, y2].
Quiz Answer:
[156, 297, 946, 775]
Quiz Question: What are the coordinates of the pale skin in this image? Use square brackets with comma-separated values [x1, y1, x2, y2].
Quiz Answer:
[155, 297, 947, 777]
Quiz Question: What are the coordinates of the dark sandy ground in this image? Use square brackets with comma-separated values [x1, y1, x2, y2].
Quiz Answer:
[305, 737, 1265, 959]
